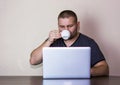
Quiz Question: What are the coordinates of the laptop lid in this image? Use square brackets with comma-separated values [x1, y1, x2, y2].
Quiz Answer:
[43, 47, 91, 78]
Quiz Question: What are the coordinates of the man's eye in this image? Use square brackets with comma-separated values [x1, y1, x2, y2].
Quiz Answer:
[68, 25, 73, 28]
[60, 26, 64, 28]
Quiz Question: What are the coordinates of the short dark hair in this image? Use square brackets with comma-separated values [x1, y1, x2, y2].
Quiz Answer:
[58, 10, 78, 23]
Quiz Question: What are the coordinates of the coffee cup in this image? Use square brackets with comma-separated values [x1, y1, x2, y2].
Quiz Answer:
[61, 30, 70, 40]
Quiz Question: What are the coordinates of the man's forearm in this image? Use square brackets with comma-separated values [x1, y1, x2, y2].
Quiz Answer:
[30, 39, 53, 65]
[91, 64, 109, 76]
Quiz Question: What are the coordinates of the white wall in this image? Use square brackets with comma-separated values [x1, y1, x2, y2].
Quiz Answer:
[0, 0, 120, 76]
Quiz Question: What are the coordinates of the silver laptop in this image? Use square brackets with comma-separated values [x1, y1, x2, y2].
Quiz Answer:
[43, 47, 91, 78]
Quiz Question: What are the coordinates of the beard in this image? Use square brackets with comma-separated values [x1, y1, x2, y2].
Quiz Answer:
[68, 30, 79, 40]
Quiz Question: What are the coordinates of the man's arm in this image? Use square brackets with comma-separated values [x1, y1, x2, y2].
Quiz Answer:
[30, 39, 53, 65]
[91, 60, 109, 76]
[30, 30, 61, 65]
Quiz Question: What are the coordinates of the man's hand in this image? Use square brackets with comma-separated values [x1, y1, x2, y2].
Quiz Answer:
[48, 30, 61, 43]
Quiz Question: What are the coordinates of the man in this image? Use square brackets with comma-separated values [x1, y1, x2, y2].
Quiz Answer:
[30, 10, 109, 76]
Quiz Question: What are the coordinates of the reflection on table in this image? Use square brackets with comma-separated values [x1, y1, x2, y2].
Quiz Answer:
[43, 79, 90, 85]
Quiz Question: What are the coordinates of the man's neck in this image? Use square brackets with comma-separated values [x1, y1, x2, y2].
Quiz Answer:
[64, 32, 80, 47]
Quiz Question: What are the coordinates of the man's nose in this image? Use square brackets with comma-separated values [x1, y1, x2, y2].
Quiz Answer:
[65, 27, 69, 30]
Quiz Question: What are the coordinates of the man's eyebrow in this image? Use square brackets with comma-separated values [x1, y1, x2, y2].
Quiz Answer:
[59, 24, 63, 26]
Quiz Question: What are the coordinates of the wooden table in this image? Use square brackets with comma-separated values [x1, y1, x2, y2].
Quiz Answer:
[0, 76, 120, 85]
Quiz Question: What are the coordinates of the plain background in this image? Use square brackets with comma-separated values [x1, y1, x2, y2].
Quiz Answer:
[0, 0, 120, 76]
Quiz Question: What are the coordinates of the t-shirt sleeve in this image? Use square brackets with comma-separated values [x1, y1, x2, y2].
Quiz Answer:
[90, 40, 105, 67]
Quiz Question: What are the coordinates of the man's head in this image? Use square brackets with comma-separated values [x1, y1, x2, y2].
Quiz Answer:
[58, 10, 78, 23]
[58, 10, 80, 39]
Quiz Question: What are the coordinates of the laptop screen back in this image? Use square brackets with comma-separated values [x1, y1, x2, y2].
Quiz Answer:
[43, 47, 91, 78]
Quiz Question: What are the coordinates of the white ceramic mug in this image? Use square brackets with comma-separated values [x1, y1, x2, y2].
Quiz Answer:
[61, 30, 70, 40]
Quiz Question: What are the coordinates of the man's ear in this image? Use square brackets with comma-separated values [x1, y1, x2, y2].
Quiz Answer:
[77, 21, 80, 32]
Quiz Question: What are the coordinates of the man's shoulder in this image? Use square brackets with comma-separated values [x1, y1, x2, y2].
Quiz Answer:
[77, 33, 98, 46]
[80, 33, 94, 41]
